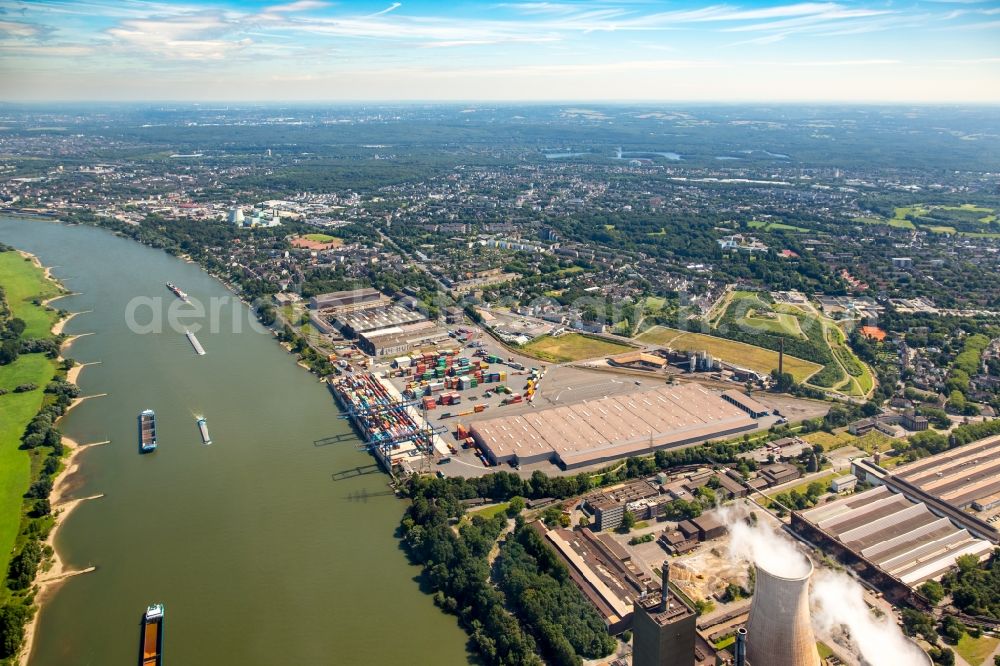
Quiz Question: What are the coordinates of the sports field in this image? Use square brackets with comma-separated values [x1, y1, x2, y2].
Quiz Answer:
[303, 233, 343, 244]
[636, 326, 821, 382]
[520, 333, 633, 363]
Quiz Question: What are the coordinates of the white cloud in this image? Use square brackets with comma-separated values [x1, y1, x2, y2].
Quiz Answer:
[265, 1, 329, 13]
[0, 43, 95, 57]
[104, 12, 255, 60]
[0, 20, 40, 37]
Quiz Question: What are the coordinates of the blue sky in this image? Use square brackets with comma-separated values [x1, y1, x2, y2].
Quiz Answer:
[0, 0, 998, 102]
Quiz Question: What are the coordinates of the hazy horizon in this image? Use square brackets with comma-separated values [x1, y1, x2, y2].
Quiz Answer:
[0, 0, 998, 103]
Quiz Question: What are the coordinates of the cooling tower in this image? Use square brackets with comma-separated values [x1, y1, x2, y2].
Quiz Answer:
[745, 559, 821, 666]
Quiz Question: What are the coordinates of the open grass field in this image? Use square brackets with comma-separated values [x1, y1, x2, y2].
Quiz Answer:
[853, 431, 894, 453]
[553, 265, 585, 277]
[855, 216, 916, 229]
[521, 333, 633, 363]
[733, 296, 806, 340]
[0, 251, 61, 338]
[0, 250, 61, 580]
[740, 308, 803, 338]
[469, 502, 511, 520]
[955, 633, 999, 666]
[859, 205, 998, 236]
[702, 295, 874, 398]
[766, 472, 839, 501]
[747, 220, 809, 232]
[726, 293, 805, 338]
[643, 296, 667, 312]
[636, 326, 821, 382]
[302, 232, 343, 244]
[801, 431, 857, 451]
[0, 355, 55, 577]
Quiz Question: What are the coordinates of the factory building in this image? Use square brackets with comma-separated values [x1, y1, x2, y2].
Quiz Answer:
[890, 436, 1000, 512]
[607, 350, 669, 371]
[756, 463, 802, 487]
[539, 523, 655, 633]
[335, 304, 427, 337]
[831, 474, 858, 493]
[633, 563, 714, 666]
[582, 480, 661, 531]
[720, 390, 770, 418]
[309, 288, 388, 312]
[793, 485, 994, 597]
[356, 321, 451, 357]
[470, 383, 758, 470]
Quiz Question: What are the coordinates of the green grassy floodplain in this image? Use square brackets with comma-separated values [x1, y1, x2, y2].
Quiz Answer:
[0, 251, 63, 585]
[0, 252, 61, 338]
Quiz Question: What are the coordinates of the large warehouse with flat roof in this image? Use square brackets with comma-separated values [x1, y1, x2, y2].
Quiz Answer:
[469, 383, 758, 469]
[793, 486, 993, 589]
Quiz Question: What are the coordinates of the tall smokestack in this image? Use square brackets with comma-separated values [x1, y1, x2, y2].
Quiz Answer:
[660, 561, 670, 612]
[778, 337, 784, 377]
[735, 627, 747, 666]
[746, 560, 820, 666]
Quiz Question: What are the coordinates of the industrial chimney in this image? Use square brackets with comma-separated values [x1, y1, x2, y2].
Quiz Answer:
[745, 559, 820, 666]
[735, 627, 747, 666]
[660, 561, 671, 612]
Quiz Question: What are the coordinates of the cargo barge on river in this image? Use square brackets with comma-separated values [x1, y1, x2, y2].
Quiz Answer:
[196, 416, 212, 445]
[185, 329, 206, 356]
[165, 282, 189, 302]
[139, 603, 164, 666]
[138, 409, 157, 453]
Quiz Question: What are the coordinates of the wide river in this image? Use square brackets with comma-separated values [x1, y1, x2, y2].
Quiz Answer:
[0, 217, 472, 665]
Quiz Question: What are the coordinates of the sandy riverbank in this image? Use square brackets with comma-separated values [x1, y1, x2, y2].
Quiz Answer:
[13, 254, 101, 666]
[18, 434, 106, 666]
[50, 310, 79, 336]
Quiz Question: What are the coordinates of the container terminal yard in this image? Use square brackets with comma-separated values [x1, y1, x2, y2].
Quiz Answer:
[326, 324, 827, 478]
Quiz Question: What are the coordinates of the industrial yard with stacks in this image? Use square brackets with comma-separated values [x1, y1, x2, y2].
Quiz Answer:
[311, 285, 1000, 666]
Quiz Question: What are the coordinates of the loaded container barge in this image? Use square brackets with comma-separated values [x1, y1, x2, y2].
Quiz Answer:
[138, 409, 157, 453]
[140, 603, 164, 666]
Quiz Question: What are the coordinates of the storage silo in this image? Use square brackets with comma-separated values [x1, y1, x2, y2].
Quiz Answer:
[745, 559, 820, 666]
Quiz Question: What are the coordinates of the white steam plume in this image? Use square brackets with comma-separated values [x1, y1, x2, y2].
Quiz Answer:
[716, 503, 811, 578]
[709, 503, 928, 666]
[811, 569, 928, 666]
